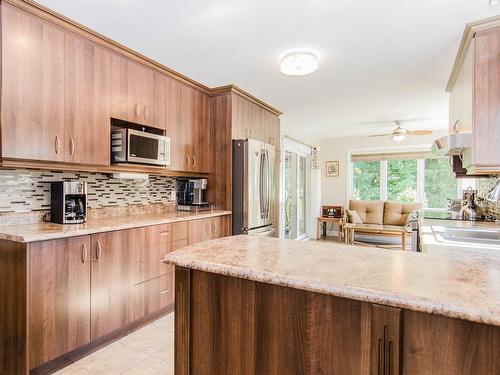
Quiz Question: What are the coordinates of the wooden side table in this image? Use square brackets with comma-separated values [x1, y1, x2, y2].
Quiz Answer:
[317, 217, 344, 242]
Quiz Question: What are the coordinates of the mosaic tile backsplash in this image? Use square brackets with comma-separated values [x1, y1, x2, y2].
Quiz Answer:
[0, 169, 176, 214]
[478, 176, 500, 219]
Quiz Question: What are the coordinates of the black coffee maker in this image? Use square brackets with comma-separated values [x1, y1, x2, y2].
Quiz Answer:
[177, 178, 210, 211]
[51, 181, 87, 224]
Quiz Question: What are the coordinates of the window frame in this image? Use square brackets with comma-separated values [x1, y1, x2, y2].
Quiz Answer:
[347, 147, 467, 210]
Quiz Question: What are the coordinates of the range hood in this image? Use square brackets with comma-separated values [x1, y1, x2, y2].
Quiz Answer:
[431, 134, 472, 156]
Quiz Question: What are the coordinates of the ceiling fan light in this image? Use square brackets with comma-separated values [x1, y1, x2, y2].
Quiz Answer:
[392, 133, 405, 142]
[280, 51, 319, 76]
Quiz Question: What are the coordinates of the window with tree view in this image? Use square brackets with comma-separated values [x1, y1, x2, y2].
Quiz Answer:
[351, 155, 459, 209]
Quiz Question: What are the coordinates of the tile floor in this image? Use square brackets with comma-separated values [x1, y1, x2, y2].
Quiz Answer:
[54, 312, 174, 375]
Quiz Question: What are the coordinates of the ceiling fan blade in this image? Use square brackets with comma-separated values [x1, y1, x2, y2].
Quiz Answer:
[408, 130, 433, 136]
[355, 117, 431, 126]
[397, 117, 431, 123]
[368, 134, 392, 138]
[357, 120, 396, 125]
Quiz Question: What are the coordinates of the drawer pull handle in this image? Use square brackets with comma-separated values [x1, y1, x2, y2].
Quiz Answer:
[159, 289, 170, 294]
[159, 231, 171, 236]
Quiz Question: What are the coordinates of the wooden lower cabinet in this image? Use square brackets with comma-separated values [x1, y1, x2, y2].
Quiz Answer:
[371, 304, 402, 375]
[188, 216, 230, 245]
[90, 228, 143, 339]
[176, 269, 500, 375]
[134, 273, 174, 318]
[0, 215, 231, 373]
[402, 310, 500, 374]
[28, 236, 91, 368]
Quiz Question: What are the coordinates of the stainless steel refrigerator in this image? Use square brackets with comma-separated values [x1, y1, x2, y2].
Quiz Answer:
[232, 139, 276, 237]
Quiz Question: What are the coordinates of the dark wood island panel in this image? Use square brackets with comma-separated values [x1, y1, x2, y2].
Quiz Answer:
[175, 268, 500, 375]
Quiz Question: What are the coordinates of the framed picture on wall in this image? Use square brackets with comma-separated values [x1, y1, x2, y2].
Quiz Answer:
[326, 161, 339, 177]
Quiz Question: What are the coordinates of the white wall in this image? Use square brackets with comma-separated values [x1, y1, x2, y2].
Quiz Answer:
[319, 130, 448, 207]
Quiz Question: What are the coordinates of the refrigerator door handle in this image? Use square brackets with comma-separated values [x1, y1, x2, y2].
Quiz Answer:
[265, 149, 271, 219]
[259, 149, 265, 219]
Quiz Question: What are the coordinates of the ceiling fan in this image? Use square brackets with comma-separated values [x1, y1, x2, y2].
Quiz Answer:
[365, 119, 433, 142]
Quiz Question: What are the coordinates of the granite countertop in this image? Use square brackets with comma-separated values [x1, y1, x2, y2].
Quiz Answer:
[420, 218, 500, 257]
[163, 235, 500, 326]
[0, 210, 231, 243]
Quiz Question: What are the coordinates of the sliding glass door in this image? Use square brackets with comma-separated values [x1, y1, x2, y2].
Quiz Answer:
[284, 147, 309, 240]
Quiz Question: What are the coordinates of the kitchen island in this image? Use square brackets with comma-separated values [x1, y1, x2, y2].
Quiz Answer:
[164, 235, 500, 375]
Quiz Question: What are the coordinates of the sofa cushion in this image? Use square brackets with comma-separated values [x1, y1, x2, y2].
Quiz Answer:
[349, 200, 384, 225]
[346, 209, 363, 224]
[383, 201, 421, 226]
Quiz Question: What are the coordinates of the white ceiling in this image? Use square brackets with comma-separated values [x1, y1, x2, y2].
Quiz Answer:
[38, 0, 499, 143]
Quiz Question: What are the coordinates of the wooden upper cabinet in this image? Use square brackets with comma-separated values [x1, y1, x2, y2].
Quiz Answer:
[450, 38, 474, 134]
[28, 236, 91, 368]
[164, 76, 185, 171]
[231, 92, 280, 148]
[110, 55, 162, 129]
[1, 4, 65, 162]
[164, 78, 211, 173]
[64, 32, 111, 165]
[471, 29, 500, 169]
[450, 24, 500, 174]
[194, 90, 212, 173]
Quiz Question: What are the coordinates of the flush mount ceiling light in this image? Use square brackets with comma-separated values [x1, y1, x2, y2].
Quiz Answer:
[490, 0, 499, 6]
[280, 51, 319, 76]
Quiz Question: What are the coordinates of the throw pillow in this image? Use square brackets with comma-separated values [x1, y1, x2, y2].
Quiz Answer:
[346, 209, 363, 224]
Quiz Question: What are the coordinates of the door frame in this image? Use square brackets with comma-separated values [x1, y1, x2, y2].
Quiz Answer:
[282, 137, 311, 240]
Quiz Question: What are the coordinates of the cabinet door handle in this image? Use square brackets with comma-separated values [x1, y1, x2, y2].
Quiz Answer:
[205, 223, 210, 235]
[144, 105, 149, 120]
[55, 135, 60, 154]
[134, 103, 140, 118]
[192, 155, 196, 168]
[81, 243, 88, 264]
[211, 221, 216, 235]
[69, 137, 75, 156]
[96, 240, 102, 260]
[186, 155, 190, 167]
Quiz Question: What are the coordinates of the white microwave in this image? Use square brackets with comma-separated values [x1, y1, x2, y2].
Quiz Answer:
[111, 127, 170, 166]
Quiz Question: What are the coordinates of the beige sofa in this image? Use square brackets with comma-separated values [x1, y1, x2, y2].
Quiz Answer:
[344, 200, 421, 250]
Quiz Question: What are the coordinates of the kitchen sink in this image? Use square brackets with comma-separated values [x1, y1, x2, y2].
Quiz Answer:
[440, 227, 500, 245]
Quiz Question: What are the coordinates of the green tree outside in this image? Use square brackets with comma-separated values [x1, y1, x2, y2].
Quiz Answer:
[387, 159, 417, 203]
[353, 161, 380, 200]
[424, 158, 458, 208]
